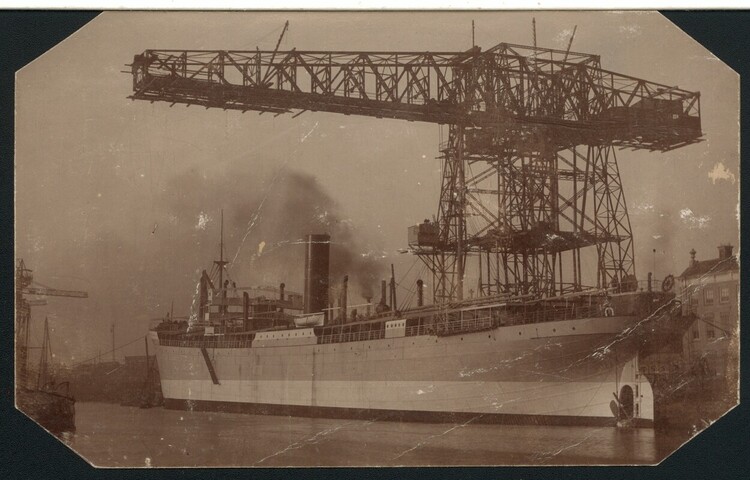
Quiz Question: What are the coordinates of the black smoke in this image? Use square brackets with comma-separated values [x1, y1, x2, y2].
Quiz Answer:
[160, 165, 385, 305]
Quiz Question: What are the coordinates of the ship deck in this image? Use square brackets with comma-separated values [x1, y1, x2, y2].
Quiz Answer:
[154, 289, 674, 350]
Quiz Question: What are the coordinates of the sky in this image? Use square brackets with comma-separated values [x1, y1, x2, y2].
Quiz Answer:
[14, 11, 739, 364]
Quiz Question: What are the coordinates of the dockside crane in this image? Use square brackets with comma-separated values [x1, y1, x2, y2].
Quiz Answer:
[15, 259, 88, 386]
[128, 27, 702, 304]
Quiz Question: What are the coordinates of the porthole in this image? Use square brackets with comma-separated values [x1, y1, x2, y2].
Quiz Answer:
[553, 328, 556, 333]
[572, 327, 576, 331]
[518, 331, 522, 335]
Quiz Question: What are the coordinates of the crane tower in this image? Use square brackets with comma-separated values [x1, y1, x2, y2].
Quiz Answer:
[129, 39, 702, 304]
[15, 259, 88, 386]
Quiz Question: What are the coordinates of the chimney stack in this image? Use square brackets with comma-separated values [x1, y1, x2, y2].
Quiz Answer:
[689, 248, 697, 267]
[718, 244, 734, 260]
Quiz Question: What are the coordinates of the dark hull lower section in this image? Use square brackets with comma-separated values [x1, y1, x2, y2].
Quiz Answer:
[164, 398, 653, 428]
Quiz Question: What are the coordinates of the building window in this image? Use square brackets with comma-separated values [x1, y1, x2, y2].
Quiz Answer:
[707, 328, 715, 339]
[690, 294, 698, 307]
[692, 328, 700, 341]
[720, 286, 730, 303]
[704, 288, 714, 306]
[720, 311, 731, 336]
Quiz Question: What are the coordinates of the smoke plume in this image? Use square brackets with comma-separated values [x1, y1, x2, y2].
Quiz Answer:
[160, 165, 386, 305]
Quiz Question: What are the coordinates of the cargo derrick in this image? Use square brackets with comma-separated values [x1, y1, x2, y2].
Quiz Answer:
[129, 42, 702, 304]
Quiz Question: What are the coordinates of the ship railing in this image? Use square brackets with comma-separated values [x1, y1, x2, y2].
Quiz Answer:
[317, 329, 385, 345]
[159, 336, 255, 348]
[405, 324, 427, 337]
[434, 316, 496, 336]
[501, 304, 604, 326]
[407, 304, 607, 338]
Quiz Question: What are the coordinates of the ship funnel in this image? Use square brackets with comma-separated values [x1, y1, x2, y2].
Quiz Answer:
[389, 264, 397, 312]
[417, 279, 424, 307]
[199, 269, 211, 321]
[243, 291, 250, 327]
[304, 234, 330, 314]
[376, 280, 389, 314]
[341, 275, 349, 323]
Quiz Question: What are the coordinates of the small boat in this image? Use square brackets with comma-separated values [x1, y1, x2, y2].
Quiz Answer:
[15, 260, 85, 434]
[16, 317, 76, 434]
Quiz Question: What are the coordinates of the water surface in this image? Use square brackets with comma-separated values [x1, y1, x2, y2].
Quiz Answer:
[64, 402, 690, 467]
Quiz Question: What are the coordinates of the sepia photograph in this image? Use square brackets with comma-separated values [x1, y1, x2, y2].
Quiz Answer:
[12, 11, 740, 467]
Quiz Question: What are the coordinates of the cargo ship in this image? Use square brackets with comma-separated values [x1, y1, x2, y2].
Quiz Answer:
[150, 231, 688, 428]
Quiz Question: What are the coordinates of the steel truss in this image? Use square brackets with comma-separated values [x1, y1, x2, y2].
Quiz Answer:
[414, 129, 638, 302]
[130, 41, 702, 303]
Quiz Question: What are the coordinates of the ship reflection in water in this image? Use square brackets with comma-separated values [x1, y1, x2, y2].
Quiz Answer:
[65, 402, 690, 467]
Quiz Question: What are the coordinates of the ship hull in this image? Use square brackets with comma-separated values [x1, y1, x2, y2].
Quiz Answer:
[151, 315, 654, 427]
[16, 387, 76, 433]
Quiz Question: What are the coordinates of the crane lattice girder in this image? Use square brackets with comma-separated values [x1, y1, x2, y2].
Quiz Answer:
[130, 43, 701, 151]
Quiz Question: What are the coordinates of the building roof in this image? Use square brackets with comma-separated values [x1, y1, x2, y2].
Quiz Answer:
[679, 256, 738, 279]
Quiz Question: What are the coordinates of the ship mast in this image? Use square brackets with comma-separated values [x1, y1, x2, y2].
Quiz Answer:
[36, 317, 52, 390]
[214, 210, 229, 314]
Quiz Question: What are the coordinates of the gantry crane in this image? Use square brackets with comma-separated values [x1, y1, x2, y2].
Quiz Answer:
[15, 259, 88, 386]
[128, 32, 702, 304]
